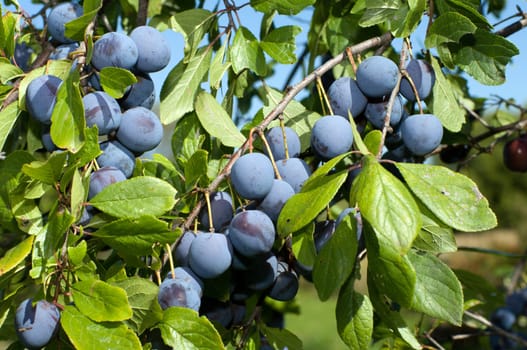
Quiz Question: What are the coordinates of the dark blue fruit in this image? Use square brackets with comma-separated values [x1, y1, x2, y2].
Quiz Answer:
[491, 307, 516, 330]
[268, 262, 299, 301]
[83, 91, 122, 135]
[228, 210, 275, 257]
[243, 253, 278, 291]
[356, 56, 399, 99]
[14, 42, 33, 71]
[364, 95, 404, 129]
[97, 141, 136, 178]
[230, 153, 275, 200]
[25, 75, 62, 124]
[15, 298, 60, 349]
[49, 42, 79, 60]
[200, 297, 233, 328]
[199, 191, 233, 232]
[129, 26, 171, 73]
[119, 74, 155, 110]
[41, 127, 59, 152]
[166, 266, 204, 296]
[174, 231, 197, 267]
[116, 106, 163, 154]
[400, 113, 443, 156]
[47, 2, 83, 44]
[313, 220, 336, 254]
[158, 269, 203, 311]
[91, 32, 138, 70]
[264, 126, 301, 161]
[275, 157, 311, 193]
[336, 207, 363, 241]
[328, 77, 368, 119]
[257, 179, 295, 222]
[311, 115, 353, 160]
[88, 166, 126, 200]
[188, 233, 232, 279]
[399, 59, 435, 102]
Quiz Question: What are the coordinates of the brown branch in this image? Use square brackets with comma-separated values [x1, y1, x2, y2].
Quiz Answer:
[464, 310, 527, 348]
[136, 0, 149, 27]
[496, 12, 527, 37]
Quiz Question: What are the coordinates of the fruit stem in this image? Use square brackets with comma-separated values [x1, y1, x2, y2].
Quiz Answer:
[165, 243, 176, 279]
[279, 118, 290, 160]
[257, 129, 282, 180]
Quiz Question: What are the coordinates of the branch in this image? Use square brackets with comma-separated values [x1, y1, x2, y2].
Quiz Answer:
[136, 0, 149, 27]
[164, 31, 394, 264]
[464, 310, 527, 348]
[496, 12, 527, 37]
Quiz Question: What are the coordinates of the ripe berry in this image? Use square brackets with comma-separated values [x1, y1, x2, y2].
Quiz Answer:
[503, 136, 527, 172]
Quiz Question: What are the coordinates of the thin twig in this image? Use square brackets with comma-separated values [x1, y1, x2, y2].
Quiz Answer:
[464, 310, 527, 347]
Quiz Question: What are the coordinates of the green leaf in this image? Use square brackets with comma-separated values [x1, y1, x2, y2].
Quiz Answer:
[209, 40, 231, 89]
[260, 25, 302, 64]
[413, 210, 457, 253]
[0, 57, 23, 83]
[69, 126, 102, 167]
[99, 67, 137, 98]
[262, 88, 321, 151]
[112, 277, 164, 334]
[2, 12, 16, 58]
[365, 223, 416, 307]
[90, 216, 179, 257]
[408, 251, 463, 325]
[364, 130, 382, 155]
[452, 29, 519, 85]
[64, 0, 102, 41]
[171, 9, 215, 58]
[171, 113, 206, 170]
[435, 0, 491, 29]
[70, 169, 87, 220]
[160, 47, 212, 124]
[61, 305, 142, 350]
[194, 92, 246, 148]
[184, 149, 209, 187]
[260, 324, 303, 350]
[291, 223, 316, 267]
[250, 0, 315, 15]
[425, 12, 477, 48]
[367, 270, 421, 349]
[157, 307, 225, 349]
[0, 102, 20, 151]
[358, 0, 406, 34]
[230, 27, 267, 76]
[396, 162, 497, 232]
[50, 68, 85, 152]
[278, 155, 349, 236]
[46, 205, 75, 252]
[0, 236, 33, 276]
[313, 215, 358, 301]
[393, 0, 426, 38]
[429, 56, 465, 132]
[89, 176, 177, 218]
[336, 280, 374, 350]
[21, 152, 68, 185]
[72, 279, 133, 322]
[350, 156, 421, 253]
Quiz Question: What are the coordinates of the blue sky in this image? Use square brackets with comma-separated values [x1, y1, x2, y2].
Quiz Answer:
[152, 0, 527, 114]
[10, 1, 527, 112]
